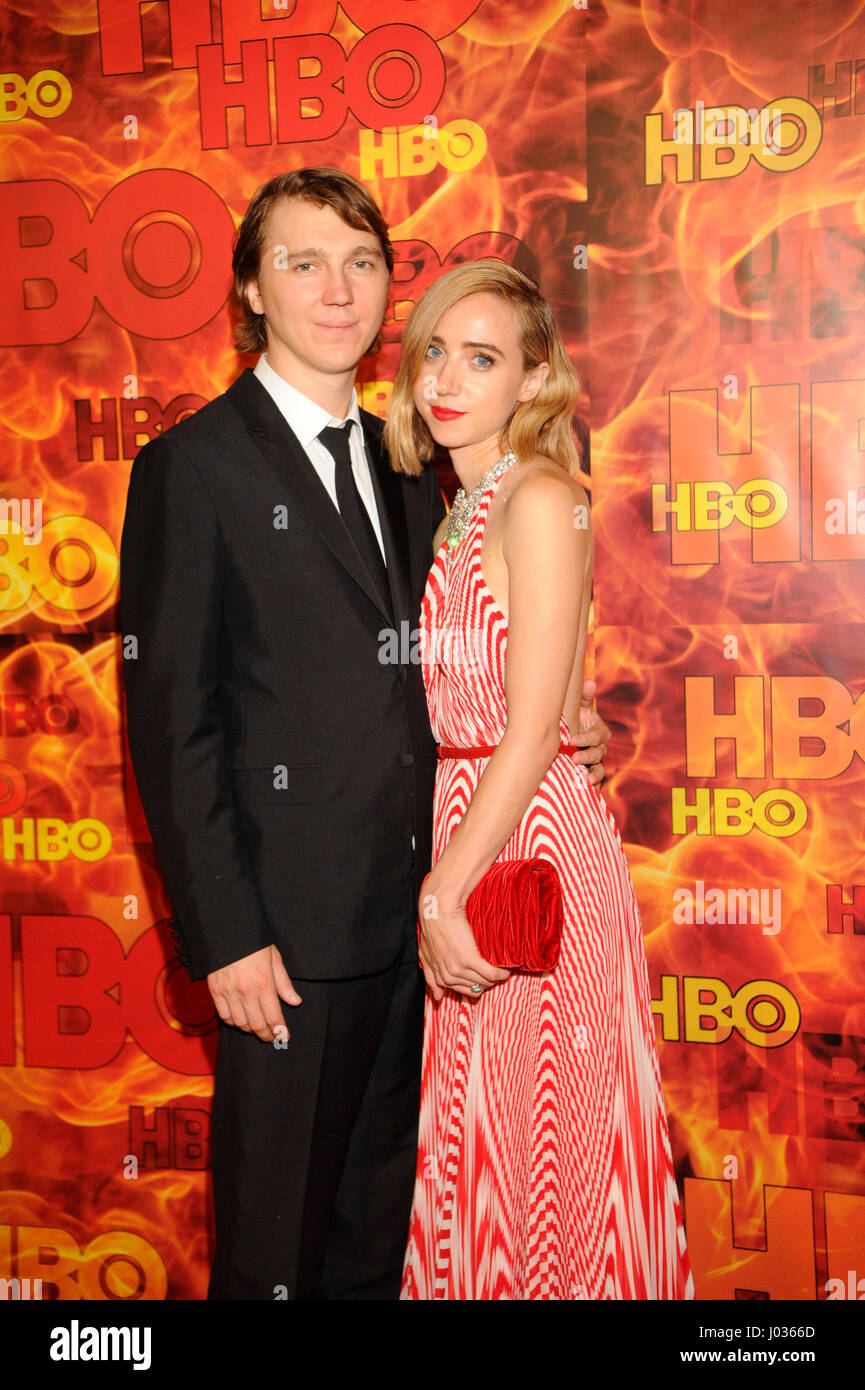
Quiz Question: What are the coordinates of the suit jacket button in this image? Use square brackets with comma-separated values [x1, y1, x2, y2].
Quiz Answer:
[400, 752, 414, 767]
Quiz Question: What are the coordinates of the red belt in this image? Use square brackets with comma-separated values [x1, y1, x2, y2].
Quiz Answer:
[437, 742, 578, 759]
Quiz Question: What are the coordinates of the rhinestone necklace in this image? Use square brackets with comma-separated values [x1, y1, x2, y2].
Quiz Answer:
[445, 450, 517, 551]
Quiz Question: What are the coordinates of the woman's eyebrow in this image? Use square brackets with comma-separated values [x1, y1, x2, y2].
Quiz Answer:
[429, 333, 504, 355]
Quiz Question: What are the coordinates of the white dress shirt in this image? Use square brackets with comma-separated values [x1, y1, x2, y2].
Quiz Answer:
[253, 353, 387, 561]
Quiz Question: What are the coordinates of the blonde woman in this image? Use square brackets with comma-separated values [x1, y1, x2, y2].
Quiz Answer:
[385, 259, 693, 1300]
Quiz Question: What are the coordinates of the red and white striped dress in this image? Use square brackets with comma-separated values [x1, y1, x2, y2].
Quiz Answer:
[400, 473, 694, 1300]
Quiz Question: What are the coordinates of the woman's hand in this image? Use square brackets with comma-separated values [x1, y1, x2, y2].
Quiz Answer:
[418, 882, 510, 1002]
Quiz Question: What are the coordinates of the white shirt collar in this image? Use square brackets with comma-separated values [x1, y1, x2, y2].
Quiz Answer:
[254, 352, 362, 446]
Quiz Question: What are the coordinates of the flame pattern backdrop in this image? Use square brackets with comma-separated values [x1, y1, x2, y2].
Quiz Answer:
[0, 0, 863, 1301]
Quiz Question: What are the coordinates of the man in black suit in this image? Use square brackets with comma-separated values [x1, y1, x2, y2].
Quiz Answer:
[120, 168, 608, 1300]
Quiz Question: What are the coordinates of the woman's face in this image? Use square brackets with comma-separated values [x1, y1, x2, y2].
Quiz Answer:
[411, 292, 548, 453]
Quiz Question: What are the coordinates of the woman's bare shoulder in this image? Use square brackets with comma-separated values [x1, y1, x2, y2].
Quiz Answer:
[499, 458, 589, 517]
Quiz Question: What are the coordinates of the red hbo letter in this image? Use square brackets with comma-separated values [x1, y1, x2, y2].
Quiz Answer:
[173, 1108, 211, 1169]
[0, 696, 38, 736]
[344, 0, 481, 38]
[0, 762, 27, 819]
[162, 394, 206, 429]
[442, 230, 530, 273]
[383, 239, 441, 343]
[0, 181, 92, 346]
[124, 924, 216, 1075]
[345, 26, 445, 130]
[220, 0, 338, 63]
[0, 914, 12, 1065]
[273, 34, 348, 143]
[97, 0, 212, 73]
[384, 231, 527, 343]
[20, 915, 126, 1068]
[90, 171, 236, 339]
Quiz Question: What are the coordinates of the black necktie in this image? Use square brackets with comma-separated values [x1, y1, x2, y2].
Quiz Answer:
[318, 422, 392, 616]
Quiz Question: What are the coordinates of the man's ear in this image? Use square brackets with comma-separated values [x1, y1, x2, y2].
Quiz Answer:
[246, 279, 264, 316]
[517, 360, 550, 403]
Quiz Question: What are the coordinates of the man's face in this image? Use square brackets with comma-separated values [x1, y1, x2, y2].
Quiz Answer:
[246, 197, 390, 386]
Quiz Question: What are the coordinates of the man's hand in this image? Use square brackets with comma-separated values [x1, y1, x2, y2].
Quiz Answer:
[207, 943, 302, 1042]
[571, 678, 610, 787]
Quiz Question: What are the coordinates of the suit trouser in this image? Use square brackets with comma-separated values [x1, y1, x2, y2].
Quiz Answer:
[206, 928, 425, 1300]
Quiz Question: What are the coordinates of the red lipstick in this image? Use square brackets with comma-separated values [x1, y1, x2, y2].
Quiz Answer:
[430, 405, 466, 420]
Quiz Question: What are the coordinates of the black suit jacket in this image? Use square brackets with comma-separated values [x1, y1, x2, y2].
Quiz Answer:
[120, 367, 446, 981]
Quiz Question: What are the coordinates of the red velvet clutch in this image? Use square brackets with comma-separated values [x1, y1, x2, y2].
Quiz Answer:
[420, 859, 564, 972]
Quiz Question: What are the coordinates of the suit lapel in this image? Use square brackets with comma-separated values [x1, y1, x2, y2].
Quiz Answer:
[226, 368, 403, 627]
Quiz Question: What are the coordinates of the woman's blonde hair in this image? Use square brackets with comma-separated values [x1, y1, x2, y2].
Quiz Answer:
[384, 258, 580, 478]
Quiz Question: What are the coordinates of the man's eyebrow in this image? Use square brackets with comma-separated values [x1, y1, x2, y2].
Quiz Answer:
[283, 245, 383, 260]
[429, 334, 504, 355]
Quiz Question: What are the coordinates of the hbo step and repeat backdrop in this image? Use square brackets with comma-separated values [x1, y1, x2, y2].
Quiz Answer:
[0, 0, 862, 1300]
